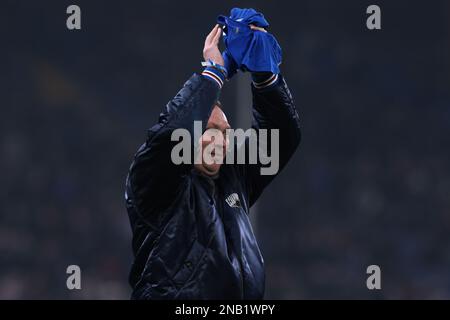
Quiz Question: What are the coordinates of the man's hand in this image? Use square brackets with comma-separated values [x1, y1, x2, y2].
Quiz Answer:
[203, 25, 224, 66]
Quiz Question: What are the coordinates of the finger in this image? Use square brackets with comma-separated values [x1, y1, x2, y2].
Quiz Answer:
[205, 24, 219, 43]
[249, 25, 267, 33]
[212, 27, 222, 44]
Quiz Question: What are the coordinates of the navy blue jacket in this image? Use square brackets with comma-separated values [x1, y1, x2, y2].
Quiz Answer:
[125, 73, 301, 299]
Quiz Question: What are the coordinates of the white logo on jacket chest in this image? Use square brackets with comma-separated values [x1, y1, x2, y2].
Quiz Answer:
[225, 193, 242, 208]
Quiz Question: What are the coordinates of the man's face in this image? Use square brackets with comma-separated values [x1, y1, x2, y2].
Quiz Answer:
[195, 105, 230, 176]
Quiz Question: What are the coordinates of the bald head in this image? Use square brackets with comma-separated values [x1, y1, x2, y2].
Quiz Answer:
[208, 104, 229, 131]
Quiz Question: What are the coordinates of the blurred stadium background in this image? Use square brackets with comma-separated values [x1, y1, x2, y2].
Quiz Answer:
[1, 0, 449, 299]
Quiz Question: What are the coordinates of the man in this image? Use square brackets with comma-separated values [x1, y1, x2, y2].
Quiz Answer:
[125, 19, 301, 299]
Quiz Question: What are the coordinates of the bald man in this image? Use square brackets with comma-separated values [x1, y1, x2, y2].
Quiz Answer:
[125, 25, 301, 299]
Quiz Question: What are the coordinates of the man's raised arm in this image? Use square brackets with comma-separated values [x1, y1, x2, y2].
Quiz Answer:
[244, 73, 302, 207]
[126, 25, 227, 224]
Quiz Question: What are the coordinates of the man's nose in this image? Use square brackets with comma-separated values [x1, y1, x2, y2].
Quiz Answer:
[213, 135, 225, 147]
[204, 134, 224, 145]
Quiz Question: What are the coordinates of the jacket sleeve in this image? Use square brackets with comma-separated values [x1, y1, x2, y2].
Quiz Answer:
[126, 74, 221, 224]
[239, 75, 301, 207]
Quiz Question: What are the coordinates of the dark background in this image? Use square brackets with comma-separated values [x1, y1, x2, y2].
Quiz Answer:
[1, 0, 449, 299]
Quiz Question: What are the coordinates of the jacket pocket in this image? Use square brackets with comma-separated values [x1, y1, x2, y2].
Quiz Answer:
[171, 240, 206, 289]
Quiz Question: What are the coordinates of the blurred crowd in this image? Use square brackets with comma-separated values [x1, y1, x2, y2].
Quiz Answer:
[1, 1, 449, 299]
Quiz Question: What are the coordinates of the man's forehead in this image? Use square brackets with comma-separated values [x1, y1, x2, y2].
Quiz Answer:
[208, 106, 229, 128]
